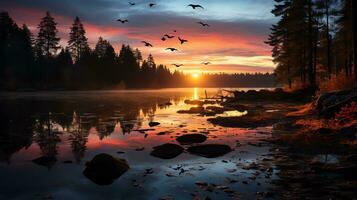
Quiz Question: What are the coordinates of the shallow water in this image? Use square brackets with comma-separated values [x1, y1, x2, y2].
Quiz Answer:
[0, 88, 276, 200]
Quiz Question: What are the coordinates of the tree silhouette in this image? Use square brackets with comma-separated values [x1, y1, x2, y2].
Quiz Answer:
[0, 11, 277, 90]
[68, 17, 89, 62]
[35, 11, 60, 58]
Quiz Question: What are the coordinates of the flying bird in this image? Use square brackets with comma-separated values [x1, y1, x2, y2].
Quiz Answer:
[129, 2, 136, 6]
[149, 3, 156, 7]
[198, 22, 210, 27]
[202, 62, 211, 65]
[173, 30, 177, 33]
[172, 64, 184, 68]
[166, 48, 178, 52]
[178, 37, 188, 44]
[164, 34, 175, 39]
[142, 41, 153, 47]
[161, 37, 167, 41]
[117, 19, 129, 23]
[188, 4, 204, 9]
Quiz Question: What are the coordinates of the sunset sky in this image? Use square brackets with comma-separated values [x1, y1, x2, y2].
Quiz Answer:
[0, 0, 277, 74]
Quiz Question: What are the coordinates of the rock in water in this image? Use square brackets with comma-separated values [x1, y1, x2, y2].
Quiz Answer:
[150, 143, 184, 159]
[187, 144, 232, 158]
[149, 122, 160, 127]
[32, 156, 57, 168]
[83, 153, 129, 185]
[176, 134, 207, 145]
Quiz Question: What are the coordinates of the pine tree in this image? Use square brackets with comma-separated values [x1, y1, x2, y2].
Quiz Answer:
[94, 37, 111, 58]
[68, 17, 89, 62]
[35, 11, 60, 57]
[316, 0, 338, 78]
[353, 0, 357, 80]
[134, 48, 143, 65]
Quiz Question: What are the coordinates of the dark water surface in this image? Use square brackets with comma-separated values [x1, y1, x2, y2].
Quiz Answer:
[0, 88, 276, 200]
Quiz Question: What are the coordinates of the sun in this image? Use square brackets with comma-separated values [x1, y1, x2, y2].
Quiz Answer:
[192, 73, 200, 79]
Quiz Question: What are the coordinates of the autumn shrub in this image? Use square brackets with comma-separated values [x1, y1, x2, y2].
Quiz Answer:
[335, 101, 357, 124]
[319, 73, 356, 93]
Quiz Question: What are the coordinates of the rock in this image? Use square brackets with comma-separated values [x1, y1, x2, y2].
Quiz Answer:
[176, 134, 207, 145]
[83, 153, 129, 185]
[206, 106, 226, 114]
[184, 100, 204, 106]
[32, 156, 57, 168]
[314, 87, 357, 117]
[149, 122, 160, 127]
[187, 144, 232, 158]
[157, 131, 169, 135]
[177, 107, 205, 114]
[150, 143, 184, 159]
[135, 147, 145, 151]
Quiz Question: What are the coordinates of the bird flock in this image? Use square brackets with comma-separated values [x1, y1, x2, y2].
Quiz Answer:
[116, 2, 212, 68]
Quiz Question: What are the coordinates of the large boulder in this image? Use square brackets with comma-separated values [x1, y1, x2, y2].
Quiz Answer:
[176, 134, 207, 145]
[150, 143, 184, 159]
[187, 144, 232, 158]
[314, 87, 357, 118]
[83, 153, 129, 185]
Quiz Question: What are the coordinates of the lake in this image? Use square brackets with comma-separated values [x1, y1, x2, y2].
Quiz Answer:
[0, 88, 276, 200]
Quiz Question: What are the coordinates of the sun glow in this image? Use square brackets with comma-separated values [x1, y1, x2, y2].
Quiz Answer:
[192, 73, 200, 79]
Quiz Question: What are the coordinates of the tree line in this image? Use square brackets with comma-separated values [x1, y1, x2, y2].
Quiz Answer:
[267, 0, 357, 90]
[0, 11, 275, 90]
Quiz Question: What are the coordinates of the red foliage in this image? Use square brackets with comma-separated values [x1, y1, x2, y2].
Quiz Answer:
[335, 101, 357, 123]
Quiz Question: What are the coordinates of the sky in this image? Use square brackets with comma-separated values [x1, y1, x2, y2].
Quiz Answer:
[0, 0, 277, 74]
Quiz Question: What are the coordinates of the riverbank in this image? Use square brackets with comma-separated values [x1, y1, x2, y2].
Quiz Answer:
[206, 88, 357, 199]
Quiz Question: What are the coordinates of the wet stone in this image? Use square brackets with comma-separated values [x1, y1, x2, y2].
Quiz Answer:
[149, 122, 160, 127]
[83, 153, 129, 185]
[150, 143, 184, 159]
[176, 134, 207, 145]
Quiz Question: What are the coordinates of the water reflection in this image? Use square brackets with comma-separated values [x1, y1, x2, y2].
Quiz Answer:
[0, 88, 276, 200]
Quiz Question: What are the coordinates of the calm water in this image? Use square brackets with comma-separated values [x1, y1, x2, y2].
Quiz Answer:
[0, 88, 276, 200]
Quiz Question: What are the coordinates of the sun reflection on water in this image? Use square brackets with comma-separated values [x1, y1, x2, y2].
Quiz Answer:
[193, 87, 199, 100]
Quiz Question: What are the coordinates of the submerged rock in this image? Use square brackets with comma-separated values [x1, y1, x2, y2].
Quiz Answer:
[187, 144, 232, 158]
[32, 156, 57, 168]
[176, 134, 207, 145]
[150, 143, 184, 159]
[83, 153, 129, 185]
[149, 122, 160, 127]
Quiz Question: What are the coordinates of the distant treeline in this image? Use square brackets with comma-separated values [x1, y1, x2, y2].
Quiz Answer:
[0, 11, 275, 90]
[267, 0, 357, 90]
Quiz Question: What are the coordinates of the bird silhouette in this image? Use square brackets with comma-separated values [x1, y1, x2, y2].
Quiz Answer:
[178, 37, 188, 44]
[161, 37, 167, 41]
[164, 34, 175, 39]
[202, 62, 211, 65]
[142, 41, 153, 47]
[198, 22, 210, 27]
[129, 2, 136, 6]
[149, 3, 156, 7]
[172, 64, 184, 68]
[166, 48, 178, 52]
[117, 19, 129, 23]
[188, 4, 204, 9]
[173, 30, 177, 33]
